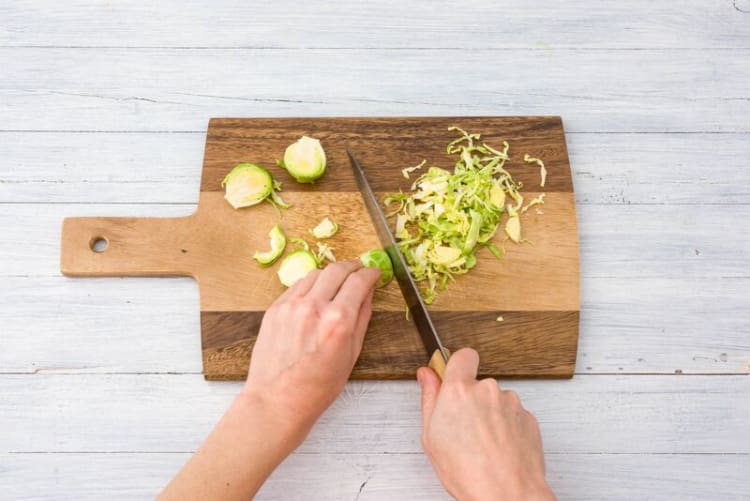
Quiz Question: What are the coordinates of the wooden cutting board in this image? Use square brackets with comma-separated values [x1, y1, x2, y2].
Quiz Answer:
[60, 117, 579, 380]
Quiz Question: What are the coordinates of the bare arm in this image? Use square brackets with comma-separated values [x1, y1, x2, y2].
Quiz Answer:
[159, 260, 381, 500]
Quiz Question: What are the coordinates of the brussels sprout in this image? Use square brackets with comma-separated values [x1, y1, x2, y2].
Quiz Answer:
[221, 163, 274, 209]
[253, 224, 286, 266]
[359, 249, 394, 288]
[277, 250, 319, 287]
[278, 136, 326, 183]
[310, 217, 338, 239]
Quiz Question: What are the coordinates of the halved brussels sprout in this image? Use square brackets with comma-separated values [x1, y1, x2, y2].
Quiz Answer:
[278, 136, 327, 183]
[277, 250, 319, 287]
[221, 163, 274, 209]
[359, 249, 394, 288]
[253, 224, 286, 266]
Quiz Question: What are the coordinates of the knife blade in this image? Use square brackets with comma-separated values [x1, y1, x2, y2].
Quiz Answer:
[346, 149, 450, 376]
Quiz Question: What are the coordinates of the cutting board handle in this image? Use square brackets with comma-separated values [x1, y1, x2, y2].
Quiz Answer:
[60, 216, 196, 277]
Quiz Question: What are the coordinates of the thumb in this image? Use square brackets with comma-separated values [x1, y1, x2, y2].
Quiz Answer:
[417, 366, 441, 432]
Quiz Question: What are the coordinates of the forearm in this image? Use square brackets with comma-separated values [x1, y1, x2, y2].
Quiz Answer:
[159, 389, 308, 500]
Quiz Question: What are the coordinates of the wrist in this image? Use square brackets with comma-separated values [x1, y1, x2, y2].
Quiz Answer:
[238, 383, 314, 451]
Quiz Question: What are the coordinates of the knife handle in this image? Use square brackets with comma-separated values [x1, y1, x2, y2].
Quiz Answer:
[428, 349, 451, 381]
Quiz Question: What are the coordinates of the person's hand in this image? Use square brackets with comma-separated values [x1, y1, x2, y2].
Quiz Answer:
[417, 348, 555, 501]
[244, 260, 381, 439]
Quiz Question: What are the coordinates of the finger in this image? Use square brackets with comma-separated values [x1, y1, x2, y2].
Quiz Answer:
[276, 268, 321, 302]
[308, 260, 362, 302]
[350, 287, 374, 358]
[332, 267, 381, 312]
[417, 366, 442, 433]
[443, 347, 479, 384]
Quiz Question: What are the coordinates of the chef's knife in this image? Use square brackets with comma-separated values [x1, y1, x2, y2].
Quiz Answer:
[346, 149, 451, 379]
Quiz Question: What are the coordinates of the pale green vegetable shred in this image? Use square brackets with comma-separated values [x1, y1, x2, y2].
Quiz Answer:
[384, 126, 542, 304]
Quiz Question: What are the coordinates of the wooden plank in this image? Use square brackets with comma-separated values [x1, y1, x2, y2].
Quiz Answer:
[1, 451, 748, 501]
[1, 375, 747, 454]
[1, 49, 748, 132]
[1, 275, 748, 375]
[2, 132, 749, 205]
[2, 203, 747, 279]
[1, 0, 748, 49]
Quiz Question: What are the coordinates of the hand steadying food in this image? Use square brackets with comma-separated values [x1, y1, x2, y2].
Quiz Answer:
[159, 260, 554, 500]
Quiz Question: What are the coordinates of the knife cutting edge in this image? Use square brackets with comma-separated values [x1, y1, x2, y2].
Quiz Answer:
[346, 148, 451, 379]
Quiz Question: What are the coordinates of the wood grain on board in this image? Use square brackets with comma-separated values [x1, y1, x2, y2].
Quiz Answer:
[60, 117, 579, 379]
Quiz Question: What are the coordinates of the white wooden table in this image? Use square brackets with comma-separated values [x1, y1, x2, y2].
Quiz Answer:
[1, 2, 749, 499]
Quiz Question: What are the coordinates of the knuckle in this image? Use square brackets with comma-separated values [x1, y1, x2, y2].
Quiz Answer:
[324, 304, 347, 322]
[292, 299, 317, 319]
[503, 390, 521, 407]
[321, 305, 353, 338]
[478, 377, 499, 395]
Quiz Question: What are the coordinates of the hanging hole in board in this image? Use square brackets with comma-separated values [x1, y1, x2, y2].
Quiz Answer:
[90, 236, 109, 253]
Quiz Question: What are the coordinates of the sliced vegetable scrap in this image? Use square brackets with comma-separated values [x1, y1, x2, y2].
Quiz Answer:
[253, 224, 287, 266]
[310, 217, 339, 239]
[289, 237, 311, 252]
[278, 136, 327, 183]
[402, 159, 426, 179]
[384, 126, 544, 304]
[523, 153, 547, 188]
[521, 193, 546, 214]
[505, 206, 521, 243]
[269, 180, 291, 209]
[315, 242, 336, 264]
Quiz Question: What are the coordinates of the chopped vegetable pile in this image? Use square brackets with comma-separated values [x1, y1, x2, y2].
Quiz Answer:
[384, 127, 546, 304]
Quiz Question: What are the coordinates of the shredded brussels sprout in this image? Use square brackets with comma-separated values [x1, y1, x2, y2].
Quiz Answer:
[315, 242, 336, 263]
[521, 193, 546, 213]
[523, 153, 547, 188]
[384, 127, 543, 304]
[402, 160, 426, 179]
